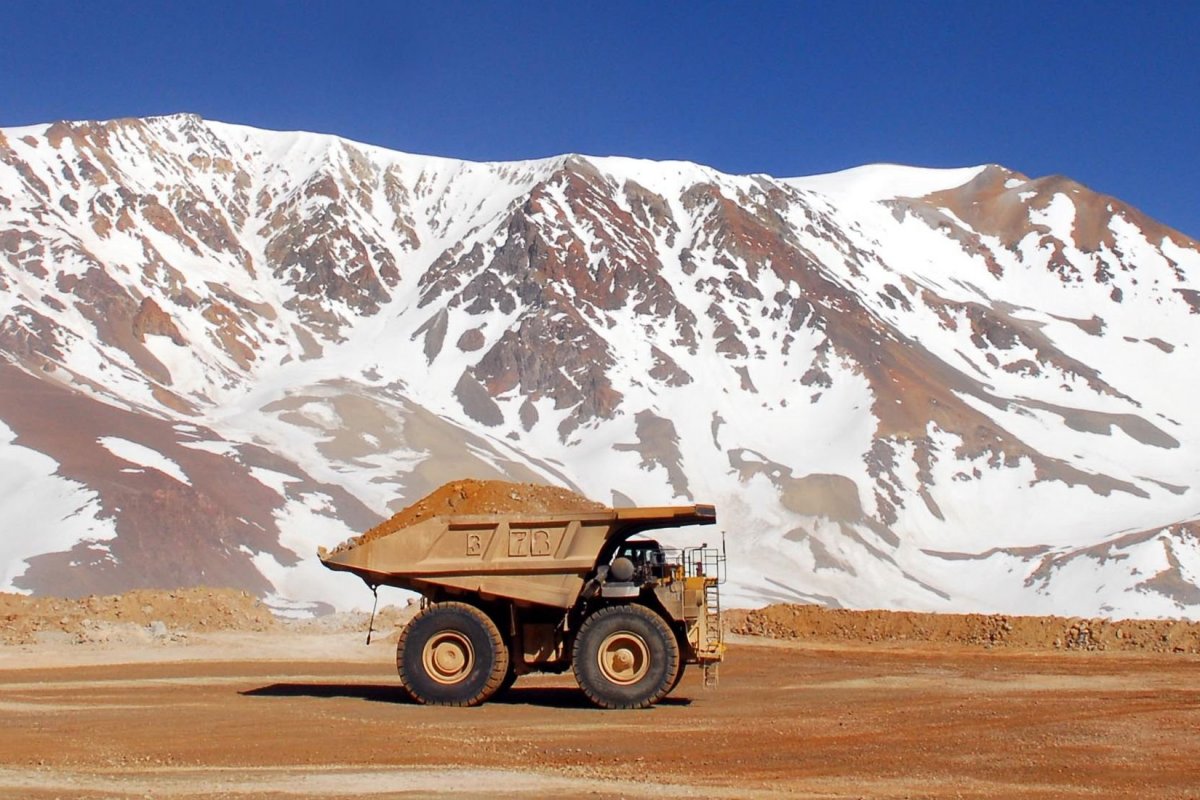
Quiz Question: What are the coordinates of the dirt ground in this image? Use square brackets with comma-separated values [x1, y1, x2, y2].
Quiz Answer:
[1, 614, 1199, 799]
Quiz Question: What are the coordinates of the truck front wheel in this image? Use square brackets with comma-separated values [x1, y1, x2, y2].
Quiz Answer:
[396, 602, 509, 706]
[572, 605, 679, 709]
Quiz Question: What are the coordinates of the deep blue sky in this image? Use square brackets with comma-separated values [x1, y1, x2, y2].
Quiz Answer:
[3, 2, 1198, 236]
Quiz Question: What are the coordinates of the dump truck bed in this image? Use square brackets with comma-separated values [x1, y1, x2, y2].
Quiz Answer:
[319, 504, 716, 609]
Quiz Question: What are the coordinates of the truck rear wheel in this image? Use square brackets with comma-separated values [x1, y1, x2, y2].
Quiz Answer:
[496, 665, 518, 696]
[396, 602, 509, 706]
[572, 604, 679, 709]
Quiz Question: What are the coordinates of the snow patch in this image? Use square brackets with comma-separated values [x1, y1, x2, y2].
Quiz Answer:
[0, 422, 117, 591]
[97, 437, 191, 486]
[783, 164, 988, 202]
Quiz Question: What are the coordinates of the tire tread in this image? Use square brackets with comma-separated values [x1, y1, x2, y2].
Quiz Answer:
[396, 601, 509, 707]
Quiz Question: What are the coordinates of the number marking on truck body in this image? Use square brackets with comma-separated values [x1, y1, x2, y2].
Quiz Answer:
[509, 529, 553, 557]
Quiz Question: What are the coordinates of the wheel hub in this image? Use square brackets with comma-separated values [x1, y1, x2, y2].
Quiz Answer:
[597, 631, 650, 685]
[422, 631, 475, 685]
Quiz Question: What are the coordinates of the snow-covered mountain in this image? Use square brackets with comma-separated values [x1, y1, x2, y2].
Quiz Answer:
[2, 114, 1198, 617]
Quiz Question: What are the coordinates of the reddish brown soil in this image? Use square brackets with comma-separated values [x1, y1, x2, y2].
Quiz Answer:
[729, 603, 1200, 654]
[5, 586, 1200, 796]
[0, 587, 276, 645]
[0, 636, 1197, 798]
[3, 590, 1200, 796]
[335, 479, 606, 552]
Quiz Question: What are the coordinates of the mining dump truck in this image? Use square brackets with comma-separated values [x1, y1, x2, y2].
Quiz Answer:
[318, 504, 724, 709]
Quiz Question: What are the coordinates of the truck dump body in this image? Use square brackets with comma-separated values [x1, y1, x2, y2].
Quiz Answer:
[319, 504, 716, 609]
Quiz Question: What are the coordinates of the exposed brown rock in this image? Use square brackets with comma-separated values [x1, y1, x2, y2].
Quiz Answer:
[648, 345, 692, 386]
[91, 214, 111, 237]
[457, 328, 485, 352]
[623, 179, 678, 245]
[415, 308, 448, 361]
[1175, 288, 1200, 314]
[139, 195, 201, 253]
[201, 300, 257, 369]
[0, 229, 46, 276]
[1135, 532, 1200, 606]
[614, 410, 691, 499]
[131, 297, 186, 346]
[3, 151, 50, 198]
[925, 166, 1198, 259]
[260, 176, 396, 334]
[381, 165, 421, 248]
[115, 206, 135, 231]
[204, 282, 275, 321]
[453, 370, 503, 427]
[0, 304, 67, 365]
[55, 263, 178, 385]
[172, 191, 249, 260]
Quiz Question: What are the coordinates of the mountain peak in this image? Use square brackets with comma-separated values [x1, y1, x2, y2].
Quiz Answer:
[782, 163, 992, 202]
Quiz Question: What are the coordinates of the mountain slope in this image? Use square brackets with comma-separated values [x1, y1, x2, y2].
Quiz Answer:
[2, 114, 1198, 616]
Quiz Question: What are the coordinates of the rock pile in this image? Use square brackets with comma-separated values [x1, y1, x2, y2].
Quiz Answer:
[730, 603, 1200, 654]
[0, 587, 276, 645]
[331, 479, 605, 553]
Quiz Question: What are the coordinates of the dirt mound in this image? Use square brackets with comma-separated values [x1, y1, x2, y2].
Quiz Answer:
[0, 587, 276, 645]
[334, 479, 606, 552]
[730, 603, 1200, 654]
[285, 602, 418, 636]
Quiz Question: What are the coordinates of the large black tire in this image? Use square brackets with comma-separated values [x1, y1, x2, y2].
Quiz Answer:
[396, 602, 509, 706]
[572, 605, 679, 709]
[496, 665, 519, 696]
[664, 628, 688, 696]
[666, 661, 686, 696]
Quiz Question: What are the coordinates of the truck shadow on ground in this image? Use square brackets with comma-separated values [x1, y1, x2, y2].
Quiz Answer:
[493, 686, 692, 708]
[240, 683, 692, 709]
